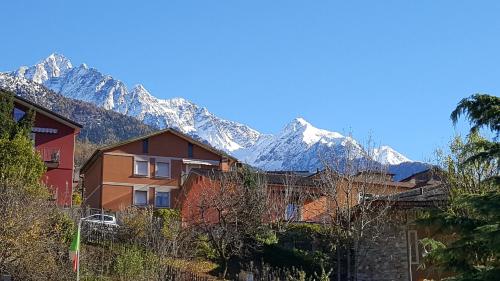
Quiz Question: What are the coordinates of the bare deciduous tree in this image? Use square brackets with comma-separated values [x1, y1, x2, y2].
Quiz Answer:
[185, 168, 270, 279]
[316, 136, 398, 281]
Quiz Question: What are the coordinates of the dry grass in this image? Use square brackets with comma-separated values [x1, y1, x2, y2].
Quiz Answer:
[164, 257, 218, 275]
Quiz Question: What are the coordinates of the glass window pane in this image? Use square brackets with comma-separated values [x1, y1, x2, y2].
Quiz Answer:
[156, 162, 170, 177]
[13, 107, 25, 122]
[134, 190, 147, 205]
[155, 192, 170, 208]
[135, 160, 148, 176]
[286, 203, 299, 221]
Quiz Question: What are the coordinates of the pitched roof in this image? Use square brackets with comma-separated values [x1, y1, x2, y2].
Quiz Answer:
[399, 166, 444, 182]
[188, 168, 321, 188]
[80, 128, 237, 172]
[373, 184, 449, 207]
[308, 169, 415, 189]
[14, 95, 82, 129]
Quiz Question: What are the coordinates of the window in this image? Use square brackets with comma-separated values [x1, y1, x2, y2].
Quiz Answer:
[103, 215, 114, 222]
[285, 203, 300, 221]
[142, 138, 149, 154]
[155, 162, 170, 178]
[134, 159, 149, 176]
[408, 230, 419, 264]
[134, 190, 148, 206]
[185, 164, 201, 174]
[188, 143, 194, 158]
[358, 192, 374, 203]
[155, 191, 170, 208]
[13, 107, 25, 122]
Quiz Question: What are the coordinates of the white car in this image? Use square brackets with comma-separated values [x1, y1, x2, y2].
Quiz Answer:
[82, 214, 118, 226]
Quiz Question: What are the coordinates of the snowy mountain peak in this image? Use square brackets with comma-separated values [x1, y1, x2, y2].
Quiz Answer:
[372, 145, 411, 165]
[284, 117, 315, 130]
[293, 117, 310, 126]
[46, 52, 71, 64]
[132, 84, 147, 92]
[282, 117, 345, 146]
[5, 53, 420, 176]
[12, 53, 73, 84]
[130, 84, 154, 99]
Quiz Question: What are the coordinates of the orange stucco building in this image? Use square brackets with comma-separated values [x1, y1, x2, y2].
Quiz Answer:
[79, 128, 237, 212]
[80, 128, 415, 225]
[178, 169, 414, 225]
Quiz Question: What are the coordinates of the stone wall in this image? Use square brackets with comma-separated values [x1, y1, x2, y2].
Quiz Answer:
[355, 213, 410, 281]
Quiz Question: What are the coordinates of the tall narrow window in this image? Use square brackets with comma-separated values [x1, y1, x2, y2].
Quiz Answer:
[285, 203, 300, 221]
[134, 190, 148, 206]
[188, 143, 194, 158]
[13, 107, 25, 122]
[142, 138, 149, 154]
[155, 191, 170, 208]
[155, 162, 170, 178]
[134, 159, 149, 176]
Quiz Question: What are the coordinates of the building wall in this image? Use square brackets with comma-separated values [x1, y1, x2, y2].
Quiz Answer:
[16, 102, 79, 207]
[356, 212, 410, 281]
[83, 131, 232, 211]
[83, 157, 102, 209]
[355, 209, 450, 281]
[302, 196, 328, 222]
[179, 174, 216, 224]
[101, 184, 133, 211]
[102, 154, 182, 186]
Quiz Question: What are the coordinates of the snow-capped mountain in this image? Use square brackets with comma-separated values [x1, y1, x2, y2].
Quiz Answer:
[372, 146, 410, 165]
[0, 72, 153, 144]
[5, 53, 427, 179]
[9, 53, 262, 152]
[235, 118, 419, 176]
[235, 118, 363, 170]
[13, 53, 72, 84]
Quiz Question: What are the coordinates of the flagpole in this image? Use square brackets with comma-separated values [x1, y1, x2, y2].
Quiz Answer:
[76, 219, 81, 281]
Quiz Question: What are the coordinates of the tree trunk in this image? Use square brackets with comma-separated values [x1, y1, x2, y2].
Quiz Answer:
[347, 241, 351, 281]
[337, 245, 341, 281]
[222, 259, 228, 280]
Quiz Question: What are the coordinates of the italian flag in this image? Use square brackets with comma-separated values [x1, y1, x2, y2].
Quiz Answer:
[69, 226, 81, 272]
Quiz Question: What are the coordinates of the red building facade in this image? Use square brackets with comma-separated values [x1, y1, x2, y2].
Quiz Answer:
[14, 96, 81, 207]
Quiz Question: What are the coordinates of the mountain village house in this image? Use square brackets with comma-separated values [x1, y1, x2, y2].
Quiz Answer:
[13, 95, 82, 206]
[179, 169, 416, 225]
[78, 122, 448, 281]
[79, 129, 238, 213]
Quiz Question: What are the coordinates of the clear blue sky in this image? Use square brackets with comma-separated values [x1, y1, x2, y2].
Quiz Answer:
[1, 1, 499, 161]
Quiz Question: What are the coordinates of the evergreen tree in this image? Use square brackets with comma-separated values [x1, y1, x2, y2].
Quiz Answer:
[0, 90, 45, 191]
[451, 94, 500, 173]
[420, 94, 499, 281]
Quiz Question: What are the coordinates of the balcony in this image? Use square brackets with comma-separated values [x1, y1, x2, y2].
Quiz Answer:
[38, 148, 60, 168]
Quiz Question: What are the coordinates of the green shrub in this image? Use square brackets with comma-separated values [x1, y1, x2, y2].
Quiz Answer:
[195, 235, 218, 260]
[72, 191, 82, 206]
[114, 246, 145, 279]
[255, 229, 278, 245]
[154, 208, 181, 240]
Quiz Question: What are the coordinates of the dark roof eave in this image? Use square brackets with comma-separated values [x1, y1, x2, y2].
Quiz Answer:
[14, 95, 83, 129]
[80, 128, 237, 173]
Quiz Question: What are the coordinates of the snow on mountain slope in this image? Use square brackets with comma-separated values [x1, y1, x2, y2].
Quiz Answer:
[13, 53, 72, 84]
[0, 72, 154, 144]
[236, 117, 409, 171]
[372, 145, 411, 165]
[5, 53, 425, 178]
[9, 53, 262, 152]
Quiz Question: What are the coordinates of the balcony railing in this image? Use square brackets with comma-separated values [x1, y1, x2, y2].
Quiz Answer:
[37, 148, 60, 167]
